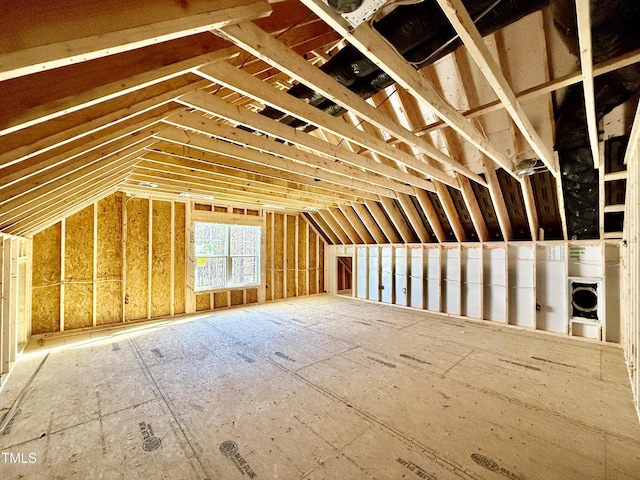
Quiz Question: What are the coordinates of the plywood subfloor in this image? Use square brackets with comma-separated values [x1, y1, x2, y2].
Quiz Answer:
[1, 295, 639, 479]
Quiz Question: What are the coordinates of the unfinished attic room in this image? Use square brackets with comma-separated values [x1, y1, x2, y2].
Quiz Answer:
[3, 0, 640, 478]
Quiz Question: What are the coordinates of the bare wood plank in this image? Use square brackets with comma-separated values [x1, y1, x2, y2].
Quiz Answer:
[575, 0, 600, 169]
[196, 59, 462, 187]
[328, 208, 363, 244]
[351, 203, 388, 244]
[379, 197, 415, 244]
[485, 166, 513, 241]
[433, 182, 466, 242]
[458, 177, 489, 242]
[318, 210, 351, 245]
[1, 0, 272, 81]
[159, 117, 404, 196]
[338, 205, 375, 244]
[0, 79, 209, 169]
[175, 90, 437, 192]
[92, 203, 98, 327]
[364, 201, 402, 244]
[415, 47, 640, 137]
[396, 193, 432, 243]
[1, 49, 235, 136]
[60, 219, 66, 332]
[520, 176, 540, 241]
[435, 0, 557, 177]
[298, 0, 517, 177]
[148, 199, 153, 319]
[308, 212, 340, 245]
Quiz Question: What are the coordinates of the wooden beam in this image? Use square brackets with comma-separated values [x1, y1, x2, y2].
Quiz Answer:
[458, 177, 489, 242]
[351, 203, 388, 244]
[520, 176, 540, 241]
[379, 197, 416, 244]
[575, 0, 600, 169]
[1, 106, 176, 185]
[415, 47, 640, 137]
[1, 0, 272, 81]
[364, 200, 402, 244]
[308, 212, 340, 245]
[338, 206, 376, 244]
[413, 188, 447, 243]
[0, 126, 161, 208]
[0, 143, 150, 231]
[214, 22, 487, 186]
[5, 168, 135, 238]
[298, 0, 517, 177]
[161, 113, 406, 197]
[318, 210, 351, 245]
[0, 49, 235, 137]
[195, 61, 460, 187]
[396, 193, 432, 243]
[433, 182, 466, 242]
[133, 158, 354, 205]
[141, 147, 372, 203]
[0, 79, 210, 169]
[485, 166, 513, 241]
[435, 0, 557, 177]
[175, 90, 436, 192]
[328, 208, 363, 244]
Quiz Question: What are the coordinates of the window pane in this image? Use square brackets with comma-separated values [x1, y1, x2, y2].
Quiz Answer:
[195, 257, 225, 289]
[195, 223, 226, 257]
[231, 257, 257, 285]
[230, 225, 258, 256]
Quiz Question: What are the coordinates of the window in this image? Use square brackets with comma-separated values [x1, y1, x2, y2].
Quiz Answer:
[194, 222, 260, 290]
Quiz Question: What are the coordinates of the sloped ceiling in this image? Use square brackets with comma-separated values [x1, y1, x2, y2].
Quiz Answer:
[1, 0, 638, 242]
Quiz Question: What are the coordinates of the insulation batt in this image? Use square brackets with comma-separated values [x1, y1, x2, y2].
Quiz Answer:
[552, 0, 640, 238]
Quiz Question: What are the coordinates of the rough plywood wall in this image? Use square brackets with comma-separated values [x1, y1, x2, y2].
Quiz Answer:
[64, 206, 94, 329]
[32, 225, 61, 334]
[274, 213, 284, 300]
[266, 212, 273, 301]
[174, 202, 186, 315]
[309, 229, 317, 295]
[97, 193, 123, 325]
[196, 293, 211, 311]
[298, 219, 307, 296]
[246, 288, 258, 304]
[214, 292, 228, 308]
[125, 197, 149, 321]
[152, 200, 172, 317]
[286, 215, 296, 298]
[230, 290, 243, 306]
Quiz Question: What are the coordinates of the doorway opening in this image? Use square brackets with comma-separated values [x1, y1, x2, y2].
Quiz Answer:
[337, 257, 353, 296]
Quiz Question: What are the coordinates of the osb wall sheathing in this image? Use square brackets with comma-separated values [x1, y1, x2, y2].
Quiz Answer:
[151, 201, 172, 318]
[286, 214, 296, 298]
[64, 206, 93, 329]
[309, 229, 317, 295]
[273, 213, 284, 300]
[32, 223, 61, 334]
[298, 220, 308, 297]
[174, 202, 186, 315]
[213, 292, 228, 309]
[266, 212, 273, 301]
[30, 197, 326, 334]
[125, 197, 149, 321]
[196, 293, 211, 311]
[96, 193, 122, 325]
[31, 193, 189, 334]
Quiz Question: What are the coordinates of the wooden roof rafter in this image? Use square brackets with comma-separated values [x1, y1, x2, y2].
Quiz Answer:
[298, 0, 518, 178]
[214, 20, 487, 186]
[435, 0, 558, 178]
[575, 0, 600, 169]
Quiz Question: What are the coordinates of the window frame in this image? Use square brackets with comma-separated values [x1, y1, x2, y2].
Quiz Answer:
[194, 221, 261, 292]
